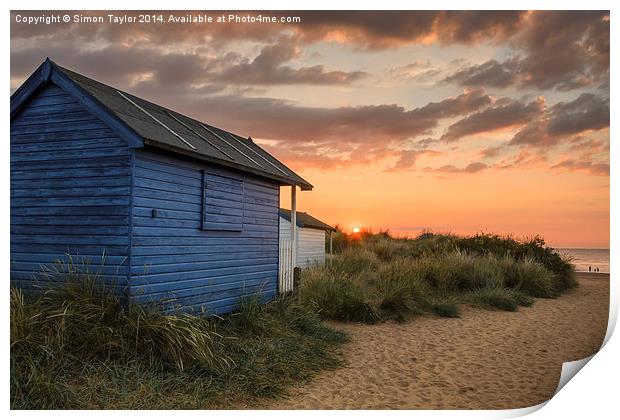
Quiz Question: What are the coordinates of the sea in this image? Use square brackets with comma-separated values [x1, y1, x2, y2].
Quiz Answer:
[556, 248, 610, 273]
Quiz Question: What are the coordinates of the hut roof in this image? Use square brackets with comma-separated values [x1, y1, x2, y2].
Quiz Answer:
[10, 59, 313, 190]
[279, 208, 336, 232]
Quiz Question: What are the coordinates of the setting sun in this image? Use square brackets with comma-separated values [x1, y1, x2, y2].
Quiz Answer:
[352, 227, 361, 234]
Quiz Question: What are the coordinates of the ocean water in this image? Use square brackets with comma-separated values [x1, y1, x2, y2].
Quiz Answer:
[556, 248, 610, 273]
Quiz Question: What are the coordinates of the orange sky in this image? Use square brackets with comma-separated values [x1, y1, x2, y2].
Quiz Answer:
[281, 160, 610, 248]
[11, 11, 610, 248]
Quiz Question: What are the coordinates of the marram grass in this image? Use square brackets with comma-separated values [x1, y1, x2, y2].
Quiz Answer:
[10, 279, 348, 409]
[306, 232, 576, 323]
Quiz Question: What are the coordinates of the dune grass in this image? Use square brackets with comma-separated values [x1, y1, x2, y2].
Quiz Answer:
[12, 231, 576, 408]
[468, 287, 535, 311]
[307, 232, 576, 323]
[10, 280, 348, 409]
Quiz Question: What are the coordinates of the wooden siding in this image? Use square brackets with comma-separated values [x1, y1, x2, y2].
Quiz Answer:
[130, 148, 280, 315]
[10, 83, 132, 290]
[279, 217, 326, 268]
[202, 172, 244, 231]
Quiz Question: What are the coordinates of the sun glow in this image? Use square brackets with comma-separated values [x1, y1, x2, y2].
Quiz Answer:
[352, 226, 361, 233]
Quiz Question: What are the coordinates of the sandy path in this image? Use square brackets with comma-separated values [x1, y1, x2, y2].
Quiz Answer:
[263, 273, 609, 409]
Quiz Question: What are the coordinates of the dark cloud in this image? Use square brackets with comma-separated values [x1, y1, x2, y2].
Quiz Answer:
[286, 10, 525, 49]
[480, 145, 504, 158]
[441, 98, 544, 142]
[70, 85, 487, 170]
[11, 43, 216, 89]
[434, 11, 525, 44]
[442, 59, 518, 88]
[12, 11, 608, 94]
[161, 88, 493, 146]
[546, 93, 610, 136]
[166, 88, 489, 170]
[443, 11, 609, 91]
[212, 39, 369, 85]
[551, 159, 609, 176]
[10, 37, 368, 89]
[10, 11, 609, 177]
[385, 149, 441, 172]
[412, 88, 492, 121]
[509, 93, 609, 147]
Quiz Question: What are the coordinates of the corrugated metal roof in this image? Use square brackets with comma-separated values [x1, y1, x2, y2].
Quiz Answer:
[279, 208, 336, 232]
[52, 62, 312, 190]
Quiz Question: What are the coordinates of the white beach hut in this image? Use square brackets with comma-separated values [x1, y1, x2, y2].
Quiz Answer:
[279, 208, 336, 269]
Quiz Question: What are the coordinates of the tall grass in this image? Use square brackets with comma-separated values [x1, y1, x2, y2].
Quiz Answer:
[298, 232, 576, 324]
[11, 276, 348, 409]
[469, 287, 534, 311]
[298, 266, 380, 323]
[329, 248, 380, 275]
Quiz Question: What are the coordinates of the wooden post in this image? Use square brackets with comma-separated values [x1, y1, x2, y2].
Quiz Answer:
[329, 231, 333, 255]
[290, 185, 297, 287]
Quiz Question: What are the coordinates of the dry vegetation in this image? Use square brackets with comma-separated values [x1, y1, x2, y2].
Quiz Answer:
[299, 231, 577, 323]
[11, 231, 576, 409]
[11, 277, 347, 409]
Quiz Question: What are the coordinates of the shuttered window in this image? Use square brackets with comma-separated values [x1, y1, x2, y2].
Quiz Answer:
[202, 171, 244, 231]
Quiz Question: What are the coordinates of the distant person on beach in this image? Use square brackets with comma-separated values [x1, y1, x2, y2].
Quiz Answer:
[589, 266, 592, 272]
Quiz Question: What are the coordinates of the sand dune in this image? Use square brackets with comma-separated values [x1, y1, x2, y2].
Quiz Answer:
[261, 273, 609, 409]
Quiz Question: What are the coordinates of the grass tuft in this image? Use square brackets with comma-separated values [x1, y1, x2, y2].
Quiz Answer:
[11, 276, 347, 409]
[469, 287, 535, 311]
[431, 302, 461, 318]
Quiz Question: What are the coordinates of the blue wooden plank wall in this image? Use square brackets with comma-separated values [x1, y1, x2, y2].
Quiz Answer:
[131, 148, 280, 315]
[10, 83, 132, 291]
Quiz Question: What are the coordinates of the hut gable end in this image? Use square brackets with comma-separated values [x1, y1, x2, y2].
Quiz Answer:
[11, 81, 133, 291]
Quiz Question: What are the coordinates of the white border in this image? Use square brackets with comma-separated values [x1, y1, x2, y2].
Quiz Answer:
[4, 1, 616, 419]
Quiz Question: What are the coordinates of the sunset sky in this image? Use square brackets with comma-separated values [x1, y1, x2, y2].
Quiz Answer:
[10, 11, 610, 248]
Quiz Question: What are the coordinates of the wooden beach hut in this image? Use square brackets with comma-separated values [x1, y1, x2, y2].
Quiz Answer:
[10, 58, 312, 315]
[279, 208, 336, 268]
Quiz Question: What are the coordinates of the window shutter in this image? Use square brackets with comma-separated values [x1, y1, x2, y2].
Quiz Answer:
[202, 171, 244, 231]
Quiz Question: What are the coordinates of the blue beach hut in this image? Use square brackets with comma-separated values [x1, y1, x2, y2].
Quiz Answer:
[10, 58, 311, 314]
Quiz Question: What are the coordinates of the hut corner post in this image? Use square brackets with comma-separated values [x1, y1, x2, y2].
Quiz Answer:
[290, 185, 298, 288]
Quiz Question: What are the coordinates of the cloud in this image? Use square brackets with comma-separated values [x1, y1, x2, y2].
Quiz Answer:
[493, 149, 548, 170]
[411, 137, 439, 149]
[567, 137, 607, 155]
[12, 11, 608, 95]
[509, 93, 609, 147]
[427, 162, 488, 174]
[546, 93, 610, 136]
[388, 60, 443, 82]
[10, 38, 368, 90]
[442, 11, 609, 91]
[441, 97, 545, 142]
[480, 145, 504, 158]
[280, 11, 525, 49]
[80, 85, 481, 170]
[163, 88, 493, 147]
[551, 159, 609, 176]
[386, 149, 442, 172]
[442, 59, 518, 88]
[211, 38, 370, 85]
[10, 11, 609, 177]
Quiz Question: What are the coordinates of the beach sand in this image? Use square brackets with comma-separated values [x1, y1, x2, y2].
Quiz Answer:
[262, 273, 609, 409]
